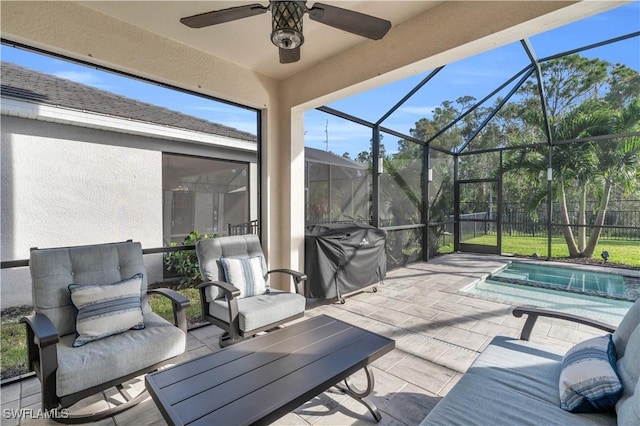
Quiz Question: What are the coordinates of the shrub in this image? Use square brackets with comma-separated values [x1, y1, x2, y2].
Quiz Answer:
[164, 230, 215, 289]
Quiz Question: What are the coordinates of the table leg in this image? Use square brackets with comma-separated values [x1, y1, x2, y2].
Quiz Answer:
[335, 366, 382, 422]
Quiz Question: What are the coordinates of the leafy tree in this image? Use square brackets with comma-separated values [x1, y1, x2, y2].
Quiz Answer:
[509, 55, 640, 258]
[523, 55, 609, 117]
[604, 63, 640, 108]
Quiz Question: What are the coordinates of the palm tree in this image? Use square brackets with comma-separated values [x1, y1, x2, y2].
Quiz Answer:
[581, 99, 640, 256]
[503, 99, 640, 258]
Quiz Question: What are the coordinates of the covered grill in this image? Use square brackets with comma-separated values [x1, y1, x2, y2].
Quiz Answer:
[304, 223, 387, 302]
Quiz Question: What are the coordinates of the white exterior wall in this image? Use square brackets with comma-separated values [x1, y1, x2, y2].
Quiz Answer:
[0, 116, 257, 309]
[1, 116, 163, 308]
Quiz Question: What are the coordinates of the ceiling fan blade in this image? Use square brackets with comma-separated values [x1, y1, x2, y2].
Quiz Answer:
[279, 47, 301, 64]
[180, 4, 268, 28]
[308, 3, 391, 40]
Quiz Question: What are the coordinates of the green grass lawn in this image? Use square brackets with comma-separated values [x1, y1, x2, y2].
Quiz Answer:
[148, 287, 203, 326]
[460, 236, 639, 267]
[1, 307, 31, 380]
[1, 288, 203, 381]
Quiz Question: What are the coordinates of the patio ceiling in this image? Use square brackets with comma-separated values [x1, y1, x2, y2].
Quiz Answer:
[79, 1, 442, 81]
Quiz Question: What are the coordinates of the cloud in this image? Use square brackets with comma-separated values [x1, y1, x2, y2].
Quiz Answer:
[53, 70, 117, 91]
[304, 118, 371, 143]
[188, 105, 240, 114]
[221, 120, 257, 135]
[53, 71, 100, 85]
[304, 115, 373, 156]
[398, 106, 436, 116]
[185, 104, 258, 134]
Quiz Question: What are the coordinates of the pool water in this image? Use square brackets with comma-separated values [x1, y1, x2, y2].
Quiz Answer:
[462, 262, 638, 324]
[464, 279, 632, 325]
[489, 262, 635, 301]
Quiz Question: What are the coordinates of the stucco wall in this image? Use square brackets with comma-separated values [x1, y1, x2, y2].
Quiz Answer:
[0, 117, 157, 308]
[1, 115, 258, 308]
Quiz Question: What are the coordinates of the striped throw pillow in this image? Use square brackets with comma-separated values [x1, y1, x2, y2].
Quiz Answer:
[69, 274, 145, 347]
[559, 334, 622, 412]
[219, 256, 267, 299]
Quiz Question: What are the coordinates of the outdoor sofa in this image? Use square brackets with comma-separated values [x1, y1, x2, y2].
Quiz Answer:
[421, 300, 640, 425]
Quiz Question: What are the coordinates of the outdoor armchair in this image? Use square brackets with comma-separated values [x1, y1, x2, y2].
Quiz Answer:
[21, 241, 189, 423]
[196, 234, 307, 346]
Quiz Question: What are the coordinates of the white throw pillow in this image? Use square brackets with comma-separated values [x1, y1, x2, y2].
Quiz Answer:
[219, 256, 267, 299]
[68, 274, 145, 347]
[559, 334, 622, 412]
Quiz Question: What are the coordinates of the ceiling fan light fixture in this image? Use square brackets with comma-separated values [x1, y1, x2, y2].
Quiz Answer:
[271, 1, 305, 49]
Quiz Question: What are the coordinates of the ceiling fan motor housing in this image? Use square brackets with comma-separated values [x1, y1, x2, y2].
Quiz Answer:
[271, 1, 306, 49]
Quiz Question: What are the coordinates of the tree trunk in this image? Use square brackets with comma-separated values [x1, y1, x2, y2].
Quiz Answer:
[578, 186, 587, 251]
[583, 181, 612, 257]
[558, 180, 580, 256]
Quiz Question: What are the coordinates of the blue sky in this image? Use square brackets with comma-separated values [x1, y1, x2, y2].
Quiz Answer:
[2, 2, 638, 159]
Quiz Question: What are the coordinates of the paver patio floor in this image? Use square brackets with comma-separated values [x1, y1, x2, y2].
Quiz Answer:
[2, 253, 616, 425]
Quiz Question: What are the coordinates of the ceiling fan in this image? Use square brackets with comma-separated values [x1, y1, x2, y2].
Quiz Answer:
[180, 1, 392, 64]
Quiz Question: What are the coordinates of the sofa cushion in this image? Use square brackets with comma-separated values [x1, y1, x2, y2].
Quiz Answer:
[56, 312, 185, 397]
[219, 256, 268, 299]
[467, 336, 563, 405]
[559, 334, 622, 413]
[209, 290, 305, 332]
[612, 298, 640, 358]
[69, 274, 145, 347]
[423, 372, 615, 426]
[421, 336, 616, 426]
[615, 323, 640, 425]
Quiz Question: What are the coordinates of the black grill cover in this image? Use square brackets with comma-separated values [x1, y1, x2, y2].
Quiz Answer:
[304, 223, 387, 300]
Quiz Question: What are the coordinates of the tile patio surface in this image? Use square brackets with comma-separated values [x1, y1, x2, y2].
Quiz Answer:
[1, 253, 617, 425]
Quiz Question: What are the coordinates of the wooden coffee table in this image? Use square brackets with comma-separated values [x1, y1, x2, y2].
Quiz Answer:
[145, 314, 395, 425]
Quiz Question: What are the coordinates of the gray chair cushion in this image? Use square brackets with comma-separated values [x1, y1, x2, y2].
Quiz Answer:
[209, 290, 305, 332]
[421, 336, 615, 426]
[56, 312, 185, 397]
[30, 242, 151, 336]
[197, 235, 267, 301]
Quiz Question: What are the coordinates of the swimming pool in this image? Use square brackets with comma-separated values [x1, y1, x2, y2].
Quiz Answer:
[464, 278, 633, 325]
[489, 262, 636, 301]
[462, 261, 638, 324]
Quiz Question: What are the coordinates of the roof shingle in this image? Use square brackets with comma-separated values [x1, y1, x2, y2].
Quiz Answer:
[1, 61, 257, 142]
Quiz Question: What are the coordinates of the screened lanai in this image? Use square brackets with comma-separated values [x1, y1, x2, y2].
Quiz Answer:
[1, 3, 639, 423]
[305, 147, 370, 224]
[305, 5, 640, 268]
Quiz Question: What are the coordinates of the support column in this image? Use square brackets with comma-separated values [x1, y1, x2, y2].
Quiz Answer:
[264, 105, 306, 292]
